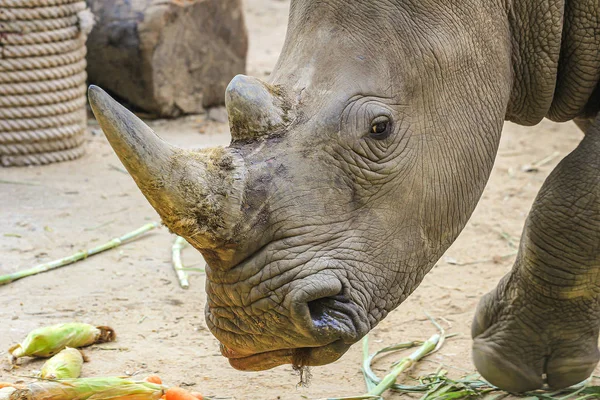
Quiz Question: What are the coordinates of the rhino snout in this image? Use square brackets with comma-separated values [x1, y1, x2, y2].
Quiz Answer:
[209, 274, 369, 371]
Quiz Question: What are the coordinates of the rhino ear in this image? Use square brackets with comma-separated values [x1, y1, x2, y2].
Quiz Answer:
[226, 75, 291, 141]
[88, 85, 175, 181]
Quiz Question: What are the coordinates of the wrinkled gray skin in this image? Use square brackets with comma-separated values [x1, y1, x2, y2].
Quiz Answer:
[88, 0, 600, 393]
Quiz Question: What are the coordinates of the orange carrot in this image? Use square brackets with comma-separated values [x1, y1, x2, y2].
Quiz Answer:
[190, 391, 204, 400]
[165, 387, 197, 400]
[0, 383, 25, 390]
[145, 376, 162, 385]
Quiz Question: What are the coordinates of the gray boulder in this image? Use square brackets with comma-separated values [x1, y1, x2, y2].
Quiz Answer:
[86, 0, 248, 117]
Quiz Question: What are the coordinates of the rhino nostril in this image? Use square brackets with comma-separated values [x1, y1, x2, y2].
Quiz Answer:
[308, 295, 344, 324]
[306, 295, 359, 341]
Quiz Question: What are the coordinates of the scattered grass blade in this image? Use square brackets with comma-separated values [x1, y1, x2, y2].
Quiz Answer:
[171, 236, 190, 289]
[0, 222, 160, 286]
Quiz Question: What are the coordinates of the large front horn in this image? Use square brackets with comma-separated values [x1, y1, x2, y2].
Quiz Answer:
[88, 85, 175, 187]
[88, 86, 246, 263]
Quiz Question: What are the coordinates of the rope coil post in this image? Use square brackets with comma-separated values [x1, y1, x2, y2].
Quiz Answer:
[0, 0, 94, 167]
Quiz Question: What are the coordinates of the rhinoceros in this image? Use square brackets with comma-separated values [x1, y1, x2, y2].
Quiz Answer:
[88, 0, 600, 393]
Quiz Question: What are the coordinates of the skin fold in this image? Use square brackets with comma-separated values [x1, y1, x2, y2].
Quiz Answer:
[88, 0, 600, 392]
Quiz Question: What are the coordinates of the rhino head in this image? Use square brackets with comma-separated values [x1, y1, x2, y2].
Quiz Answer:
[89, 0, 515, 371]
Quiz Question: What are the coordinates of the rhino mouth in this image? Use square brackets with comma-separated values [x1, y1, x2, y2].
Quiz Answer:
[221, 340, 352, 371]
[215, 292, 369, 371]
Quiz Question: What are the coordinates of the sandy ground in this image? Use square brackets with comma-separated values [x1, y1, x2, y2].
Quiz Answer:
[0, 0, 590, 398]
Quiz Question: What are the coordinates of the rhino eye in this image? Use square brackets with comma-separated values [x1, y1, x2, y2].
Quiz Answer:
[369, 117, 391, 140]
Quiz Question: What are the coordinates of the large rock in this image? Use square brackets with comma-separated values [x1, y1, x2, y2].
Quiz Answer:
[86, 0, 248, 117]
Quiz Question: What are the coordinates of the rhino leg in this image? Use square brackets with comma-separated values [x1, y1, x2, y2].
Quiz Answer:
[574, 117, 594, 133]
[472, 112, 600, 392]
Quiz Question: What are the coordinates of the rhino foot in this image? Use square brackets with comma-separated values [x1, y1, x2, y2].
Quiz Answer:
[472, 118, 600, 393]
[472, 268, 600, 392]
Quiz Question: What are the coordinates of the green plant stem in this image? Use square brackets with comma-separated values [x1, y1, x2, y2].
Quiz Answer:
[362, 336, 377, 393]
[172, 236, 190, 289]
[362, 337, 425, 391]
[0, 222, 160, 286]
[367, 333, 440, 397]
[0, 178, 41, 186]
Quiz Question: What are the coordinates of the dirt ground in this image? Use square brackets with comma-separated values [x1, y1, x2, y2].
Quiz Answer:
[0, 0, 591, 398]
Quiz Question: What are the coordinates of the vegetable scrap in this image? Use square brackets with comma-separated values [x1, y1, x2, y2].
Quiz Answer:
[165, 387, 203, 400]
[9, 323, 115, 363]
[0, 377, 166, 400]
[3, 323, 208, 400]
[0, 387, 18, 400]
[144, 377, 163, 385]
[0, 378, 210, 400]
[39, 348, 85, 380]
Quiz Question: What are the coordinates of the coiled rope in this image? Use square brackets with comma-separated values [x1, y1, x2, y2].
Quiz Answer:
[0, 86, 86, 107]
[0, 0, 93, 166]
[0, 0, 82, 8]
[0, 15, 79, 33]
[0, 3, 86, 21]
[0, 134, 85, 156]
[0, 125, 83, 144]
[0, 59, 86, 83]
[1, 146, 86, 167]
[0, 47, 87, 72]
